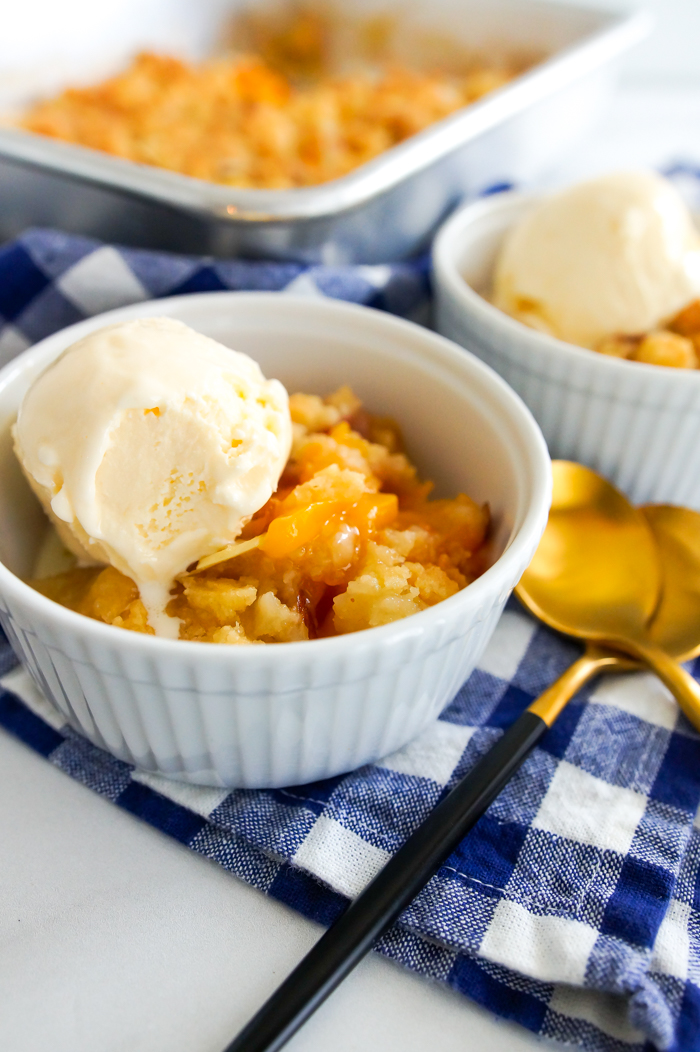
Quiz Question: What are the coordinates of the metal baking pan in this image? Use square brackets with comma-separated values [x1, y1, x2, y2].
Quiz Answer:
[0, 0, 649, 263]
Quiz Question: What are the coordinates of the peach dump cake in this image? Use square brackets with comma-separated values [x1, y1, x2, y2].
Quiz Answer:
[492, 171, 700, 367]
[16, 319, 488, 644]
[20, 41, 519, 189]
[595, 299, 700, 368]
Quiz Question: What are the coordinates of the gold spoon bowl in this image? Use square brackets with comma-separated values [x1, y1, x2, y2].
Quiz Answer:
[517, 462, 700, 731]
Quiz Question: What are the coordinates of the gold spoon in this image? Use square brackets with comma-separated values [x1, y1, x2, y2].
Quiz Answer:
[516, 461, 700, 731]
[524, 501, 700, 727]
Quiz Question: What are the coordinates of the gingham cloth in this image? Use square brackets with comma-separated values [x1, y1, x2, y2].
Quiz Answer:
[1, 228, 700, 1052]
[0, 228, 431, 367]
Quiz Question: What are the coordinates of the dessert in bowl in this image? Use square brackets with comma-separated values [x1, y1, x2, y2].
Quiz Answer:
[17, 316, 491, 645]
[0, 293, 550, 788]
[433, 172, 700, 508]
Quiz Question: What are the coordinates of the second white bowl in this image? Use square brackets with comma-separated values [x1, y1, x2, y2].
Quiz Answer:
[433, 191, 700, 509]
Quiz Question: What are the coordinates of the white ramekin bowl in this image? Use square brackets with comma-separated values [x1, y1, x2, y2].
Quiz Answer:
[0, 293, 550, 788]
[433, 191, 700, 510]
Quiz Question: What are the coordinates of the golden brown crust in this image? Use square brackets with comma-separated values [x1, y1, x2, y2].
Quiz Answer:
[595, 298, 700, 369]
[21, 50, 516, 189]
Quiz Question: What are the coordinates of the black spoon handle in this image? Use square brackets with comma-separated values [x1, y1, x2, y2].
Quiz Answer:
[224, 709, 547, 1052]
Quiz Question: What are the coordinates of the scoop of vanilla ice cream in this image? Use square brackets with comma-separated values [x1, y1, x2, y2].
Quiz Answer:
[492, 171, 700, 348]
[13, 317, 292, 637]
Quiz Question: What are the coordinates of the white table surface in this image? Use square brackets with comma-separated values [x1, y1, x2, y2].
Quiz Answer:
[0, 729, 551, 1052]
[3, 84, 700, 1052]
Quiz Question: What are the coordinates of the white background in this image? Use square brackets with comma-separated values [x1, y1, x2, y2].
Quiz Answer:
[550, 0, 700, 84]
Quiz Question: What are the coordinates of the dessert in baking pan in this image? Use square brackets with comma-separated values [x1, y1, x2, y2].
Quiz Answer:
[20, 7, 522, 189]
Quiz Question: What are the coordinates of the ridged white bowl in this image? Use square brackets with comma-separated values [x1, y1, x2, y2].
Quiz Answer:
[433, 192, 700, 509]
[0, 293, 550, 788]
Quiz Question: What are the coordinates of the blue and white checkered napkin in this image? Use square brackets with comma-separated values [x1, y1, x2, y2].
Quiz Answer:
[0, 228, 430, 367]
[2, 228, 700, 1052]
